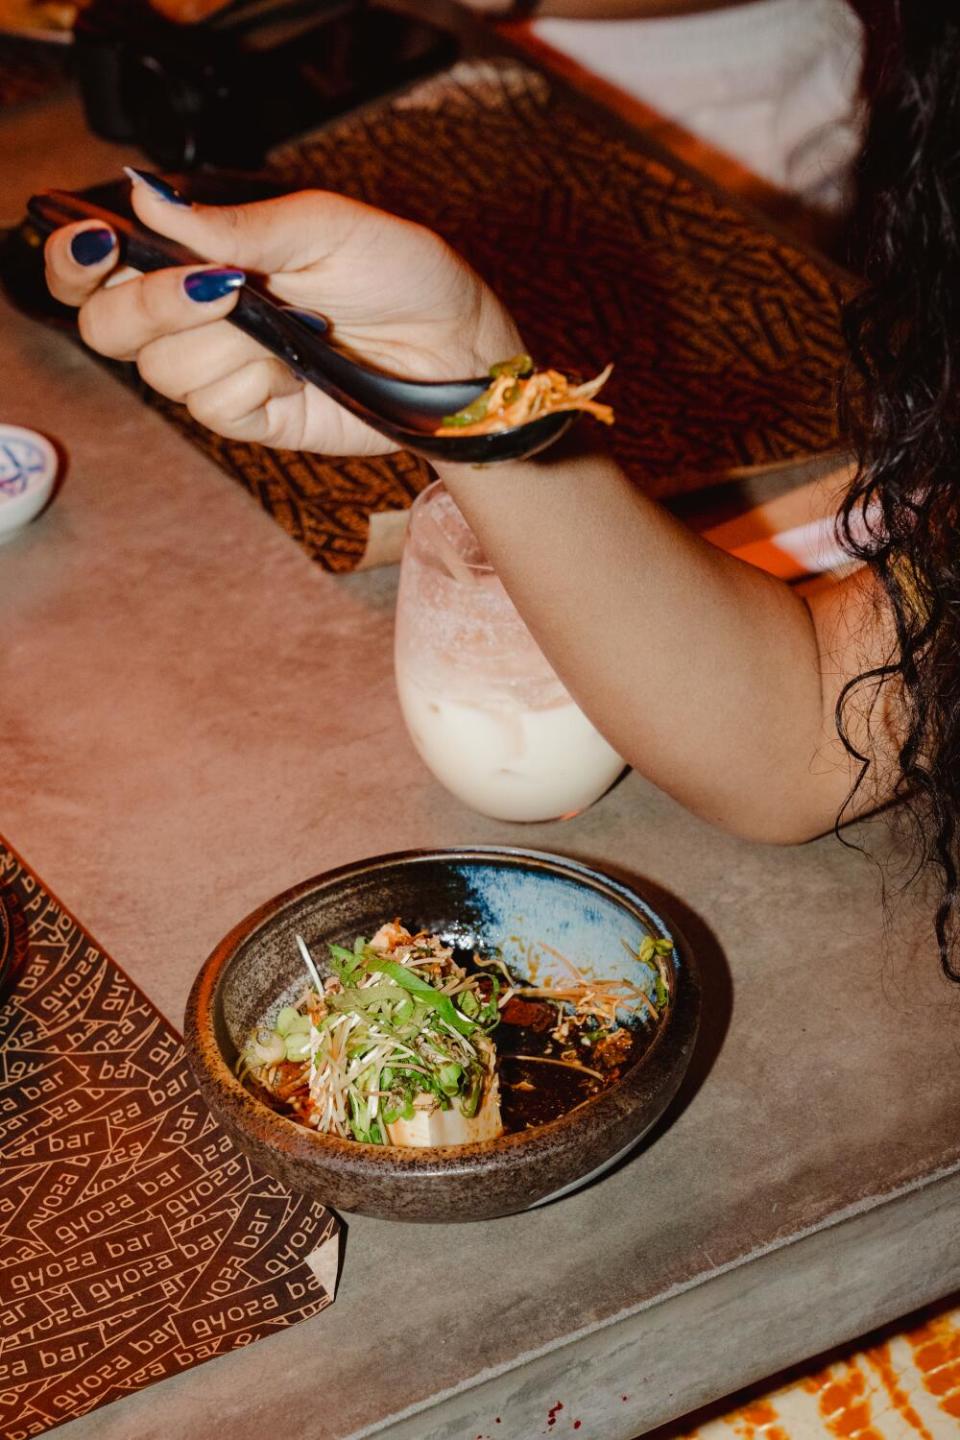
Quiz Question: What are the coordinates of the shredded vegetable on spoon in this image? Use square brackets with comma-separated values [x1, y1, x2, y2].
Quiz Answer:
[436, 355, 614, 437]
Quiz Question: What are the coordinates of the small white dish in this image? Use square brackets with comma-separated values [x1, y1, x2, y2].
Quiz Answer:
[0, 425, 59, 545]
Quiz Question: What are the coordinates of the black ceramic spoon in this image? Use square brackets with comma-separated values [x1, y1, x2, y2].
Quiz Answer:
[27, 189, 577, 464]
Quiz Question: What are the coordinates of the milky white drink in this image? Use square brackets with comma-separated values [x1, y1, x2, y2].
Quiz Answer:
[395, 484, 624, 822]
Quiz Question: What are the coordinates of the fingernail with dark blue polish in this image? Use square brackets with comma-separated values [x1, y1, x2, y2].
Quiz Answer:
[70, 227, 116, 266]
[286, 308, 329, 334]
[123, 166, 191, 207]
[183, 268, 245, 303]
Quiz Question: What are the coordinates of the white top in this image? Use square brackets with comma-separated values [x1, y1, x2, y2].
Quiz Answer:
[532, 0, 865, 212]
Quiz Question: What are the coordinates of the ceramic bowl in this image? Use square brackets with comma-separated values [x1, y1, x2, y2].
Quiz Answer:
[0, 425, 58, 543]
[184, 847, 700, 1222]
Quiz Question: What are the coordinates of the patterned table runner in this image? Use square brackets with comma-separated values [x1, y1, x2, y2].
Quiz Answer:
[666, 1298, 960, 1439]
[0, 838, 340, 1439]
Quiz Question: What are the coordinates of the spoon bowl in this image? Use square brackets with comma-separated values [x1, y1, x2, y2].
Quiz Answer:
[259, 305, 578, 462]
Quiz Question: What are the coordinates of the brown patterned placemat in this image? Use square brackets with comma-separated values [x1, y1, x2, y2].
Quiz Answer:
[141, 389, 432, 571]
[0, 838, 340, 1439]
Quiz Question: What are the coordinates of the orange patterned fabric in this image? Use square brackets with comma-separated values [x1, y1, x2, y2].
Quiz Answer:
[670, 1302, 960, 1439]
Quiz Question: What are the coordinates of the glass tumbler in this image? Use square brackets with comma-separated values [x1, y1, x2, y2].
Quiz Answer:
[394, 481, 625, 822]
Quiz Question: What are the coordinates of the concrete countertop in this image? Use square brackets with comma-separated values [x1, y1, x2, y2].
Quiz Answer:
[2, 90, 960, 1440]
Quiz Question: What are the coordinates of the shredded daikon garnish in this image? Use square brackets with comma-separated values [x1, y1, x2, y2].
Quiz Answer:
[239, 924, 500, 1146]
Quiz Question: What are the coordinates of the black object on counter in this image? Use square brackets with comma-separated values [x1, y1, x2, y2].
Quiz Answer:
[0, 888, 27, 1007]
[72, 0, 457, 169]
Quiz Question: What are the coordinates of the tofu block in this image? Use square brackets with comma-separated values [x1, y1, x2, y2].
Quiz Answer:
[385, 1072, 502, 1147]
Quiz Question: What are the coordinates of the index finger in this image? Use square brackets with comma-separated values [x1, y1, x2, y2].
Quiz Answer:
[125, 172, 415, 276]
[44, 221, 120, 307]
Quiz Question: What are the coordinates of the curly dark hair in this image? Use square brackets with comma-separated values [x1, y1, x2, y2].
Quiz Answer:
[838, 2, 960, 980]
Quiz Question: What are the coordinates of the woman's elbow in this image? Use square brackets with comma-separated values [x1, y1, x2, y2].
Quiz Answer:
[671, 783, 842, 848]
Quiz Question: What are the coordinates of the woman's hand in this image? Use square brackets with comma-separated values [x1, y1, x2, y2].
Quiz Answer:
[44, 175, 523, 455]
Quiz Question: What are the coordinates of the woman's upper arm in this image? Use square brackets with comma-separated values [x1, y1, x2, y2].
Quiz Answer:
[804, 561, 903, 828]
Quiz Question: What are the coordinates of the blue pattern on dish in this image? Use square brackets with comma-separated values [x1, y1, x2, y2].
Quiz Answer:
[0, 438, 48, 499]
[444, 855, 677, 1006]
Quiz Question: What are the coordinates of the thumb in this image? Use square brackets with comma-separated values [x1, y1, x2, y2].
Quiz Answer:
[123, 169, 370, 276]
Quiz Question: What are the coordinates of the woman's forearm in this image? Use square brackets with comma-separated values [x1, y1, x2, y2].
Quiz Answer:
[436, 439, 876, 843]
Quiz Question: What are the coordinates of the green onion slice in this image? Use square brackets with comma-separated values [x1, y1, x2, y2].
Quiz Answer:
[362, 955, 477, 1036]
